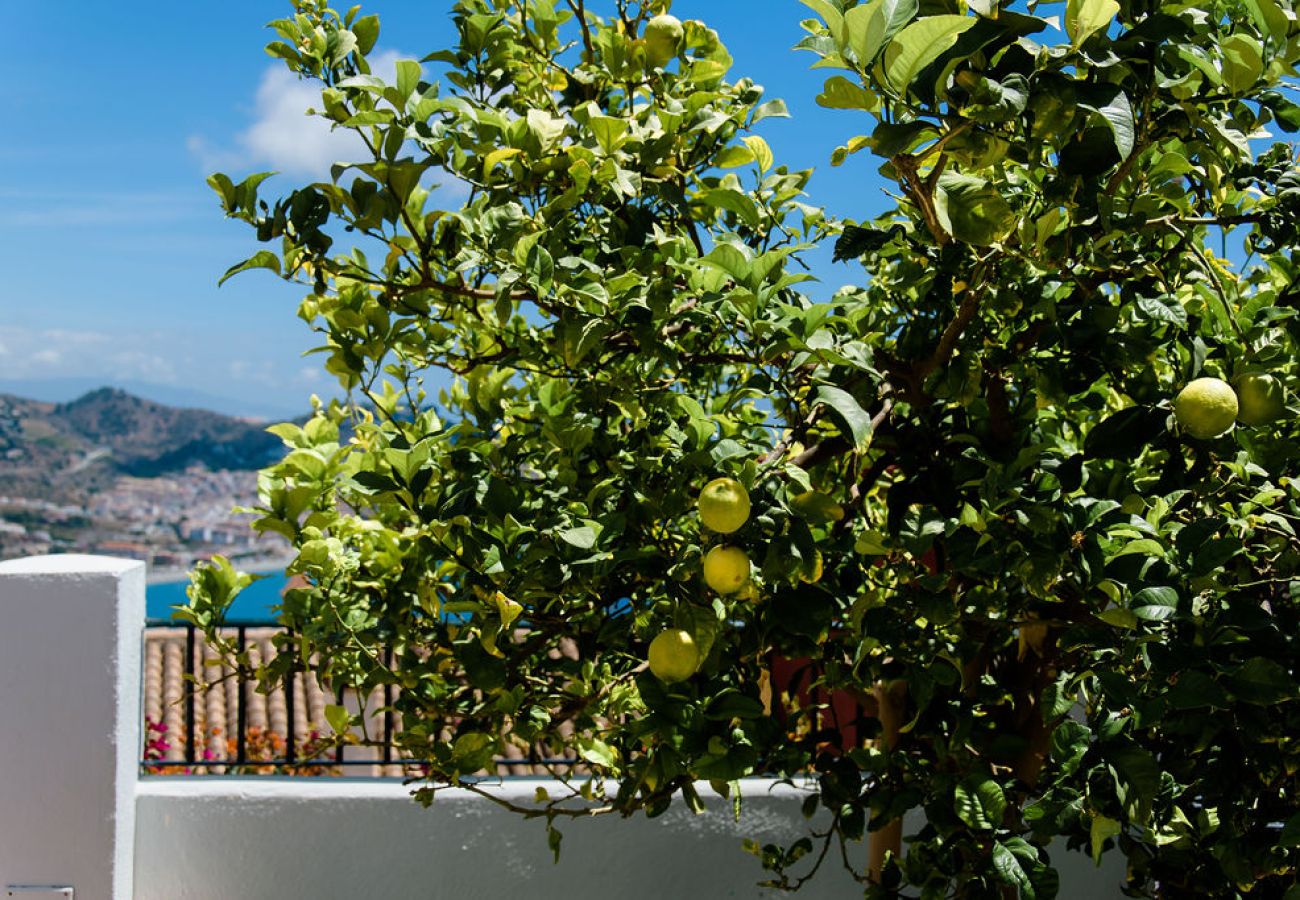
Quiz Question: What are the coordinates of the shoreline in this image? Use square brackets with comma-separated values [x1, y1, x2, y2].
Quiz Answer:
[146, 555, 295, 586]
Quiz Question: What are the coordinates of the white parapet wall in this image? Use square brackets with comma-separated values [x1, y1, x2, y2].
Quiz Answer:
[0, 554, 145, 900]
[135, 778, 1127, 899]
[136, 778, 863, 900]
[0, 555, 1127, 899]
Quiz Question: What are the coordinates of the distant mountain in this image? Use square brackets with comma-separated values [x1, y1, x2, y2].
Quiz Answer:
[0, 387, 284, 500]
[0, 377, 309, 422]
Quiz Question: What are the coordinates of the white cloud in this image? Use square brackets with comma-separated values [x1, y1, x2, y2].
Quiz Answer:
[187, 55, 473, 205]
[191, 52, 408, 181]
[294, 365, 325, 385]
[111, 351, 177, 384]
[228, 359, 279, 386]
[243, 66, 368, 177]
[42, 329, 110, 347]
[0, 326, 178, 384]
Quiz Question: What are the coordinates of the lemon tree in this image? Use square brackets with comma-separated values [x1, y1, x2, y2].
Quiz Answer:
[188, 0, 1300, 896]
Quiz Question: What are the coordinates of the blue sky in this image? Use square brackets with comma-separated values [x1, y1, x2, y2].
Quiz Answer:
[0, 1, 890, 419]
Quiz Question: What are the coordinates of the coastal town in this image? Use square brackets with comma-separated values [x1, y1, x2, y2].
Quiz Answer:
[0, 464, 287, 574]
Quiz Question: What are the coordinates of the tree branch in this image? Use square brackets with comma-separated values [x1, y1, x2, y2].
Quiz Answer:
[915, 285, 982, 382]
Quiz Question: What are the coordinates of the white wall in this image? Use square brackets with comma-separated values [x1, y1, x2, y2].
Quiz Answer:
[135, 779, 1126, 900]
[0, 555, 1127, 899]
[0, 555, 144, 900]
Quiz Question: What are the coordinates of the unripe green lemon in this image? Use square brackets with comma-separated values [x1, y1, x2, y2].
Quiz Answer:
[1174, 377, 1238, 440]
[703, 545, 750, 594]
[1234, 373, 1286, 426]
[644, 14, 684, 66]
[648, 628, 699, 683]
[698, 477, 750, 533]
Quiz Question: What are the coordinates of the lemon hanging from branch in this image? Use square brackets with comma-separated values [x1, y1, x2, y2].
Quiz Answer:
[697, 477, 751, 534]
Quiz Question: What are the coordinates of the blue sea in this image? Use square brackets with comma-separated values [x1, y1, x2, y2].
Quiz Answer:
[147, 570, 289, 621]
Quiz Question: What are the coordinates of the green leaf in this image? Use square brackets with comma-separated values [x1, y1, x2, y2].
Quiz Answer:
[789, 491, 846, 524]
[324, 704, 351, 735]
[1084, 406, 1165, 460]
[1096, 607, 1138, 629]
[1220, 34, 1264, 94]
[1134, 294, 1188, 328]
[716, 145, 756, 168]
[557, 525, 598, 550]
[934, 173, 1014, 246]
[1227, 657, 1296, 705]
[1078, 85, 1135, 160]
[816, 75, 879, 111]
[546, 822, 563, 863]
[884, 15, 975, 93]
[1130, 586, 1179, 621]
[1166, 670, 1230, 710]
[750, 99, 790, 123]
[844, 0, 917, 66]
[1066, 0, 1119, 47]
[483, 147, 523, 177]
[577, 736, 619, 767]
[855, 530, 889, 555]
[701, 243, 753, 284]
[1108, 745, 1161, 819]
[1260, 91, 1300, 132]
[741, 135, 774, 173]
[954, 776, 1007, 830]
[1279, 813, 1300, 848]
[1115, 538, 1164, 559]
[395, 59, 422, 101]
[206, 173, 236, 209]
[218, 250, 282, 286]
[1042, 674, 1076, 720]
[814, 385, 875, 450]
[452, 732, 496, 773]
[991, 841, 1036, 898]
[352, 14, 380, 53]
[1243, 0, 1290, 41]
[697, 188, 761, 227]
[1090, 815, 1122, 864]
[588, 115, 629, 154]
[801, 0, 845, 44]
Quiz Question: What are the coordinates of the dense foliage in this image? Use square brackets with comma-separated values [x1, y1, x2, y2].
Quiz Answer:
[188, 0, 1300, 895]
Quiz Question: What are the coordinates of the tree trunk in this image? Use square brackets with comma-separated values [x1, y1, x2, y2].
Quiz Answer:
[868, 680, 907, 884]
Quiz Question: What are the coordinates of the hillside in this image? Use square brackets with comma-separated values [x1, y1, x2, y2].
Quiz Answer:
[0, 387, 283, 500]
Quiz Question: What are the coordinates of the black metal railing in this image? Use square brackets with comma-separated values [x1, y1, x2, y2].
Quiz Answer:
[140, 619, 579, 776]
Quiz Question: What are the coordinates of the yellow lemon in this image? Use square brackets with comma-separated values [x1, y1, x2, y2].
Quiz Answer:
[648, 629, 699, 683]
[1173, 377, 1238, 440]
[644, 14, 684, 66]
[703, 545, 750, 594]
[1234, 373, 1286, 426]
[698, 477, 751, 533]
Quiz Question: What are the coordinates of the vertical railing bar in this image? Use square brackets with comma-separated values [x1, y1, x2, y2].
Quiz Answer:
[382, 646, 394, 766]
[335, 682, 345, 764]
[236, 625, 247, 768]
[285, 628, 297, 766]
[184, 623, 197, 767]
